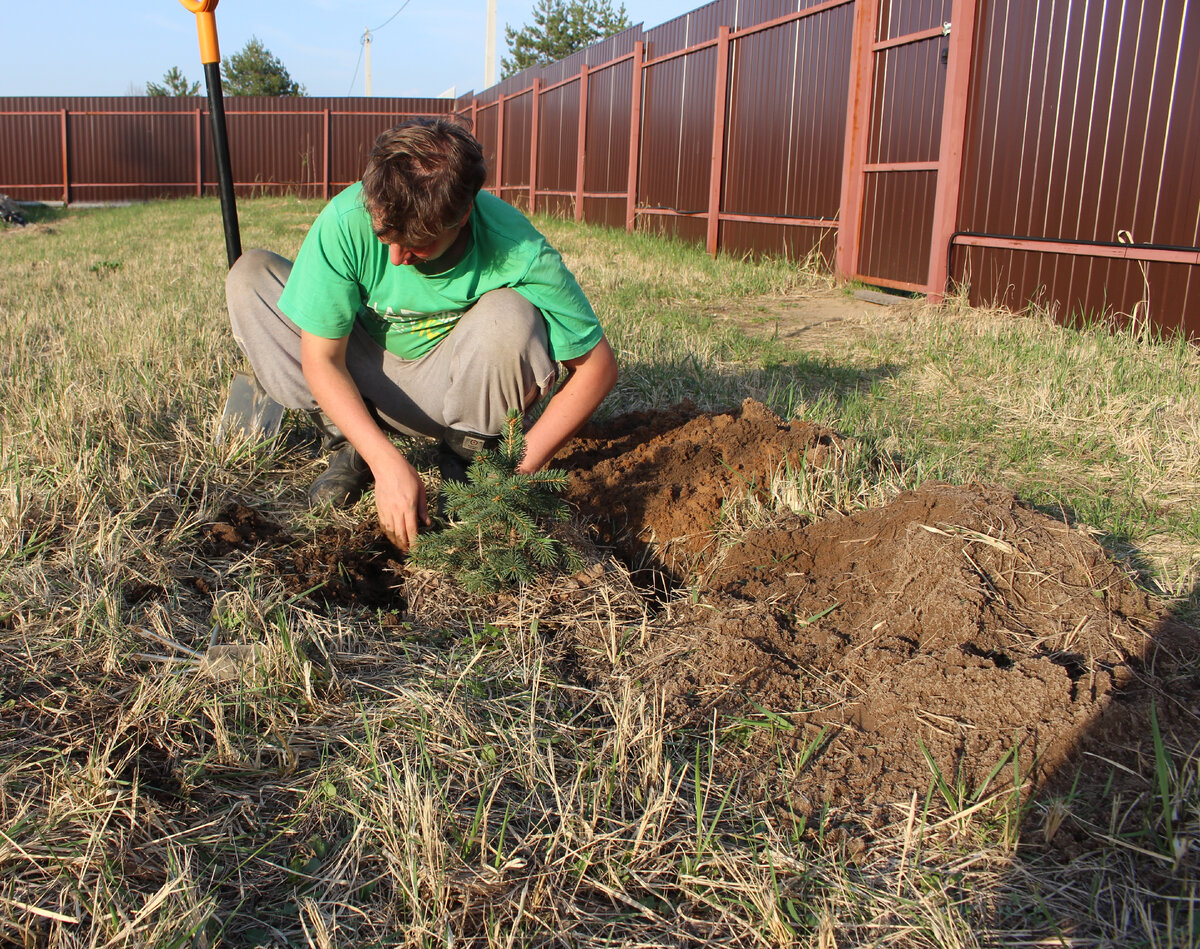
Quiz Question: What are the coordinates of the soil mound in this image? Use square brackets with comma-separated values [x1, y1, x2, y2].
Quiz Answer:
[183, 401, 1197, 854]
[561, 398, 841, 577]
[557, 400, 1199, 838]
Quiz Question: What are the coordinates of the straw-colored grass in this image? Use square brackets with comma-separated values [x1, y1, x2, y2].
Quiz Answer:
[0, 198, 1196, 946]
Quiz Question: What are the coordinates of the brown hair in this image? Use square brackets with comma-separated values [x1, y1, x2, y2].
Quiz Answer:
[361, 118, 487, 247]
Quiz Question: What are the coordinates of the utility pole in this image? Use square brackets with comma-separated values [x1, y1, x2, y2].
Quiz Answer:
[364, 28, 373, 96]
[484, 0, 496, 87]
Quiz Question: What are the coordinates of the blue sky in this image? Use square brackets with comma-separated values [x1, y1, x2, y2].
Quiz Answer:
[2, 0, 699, 99]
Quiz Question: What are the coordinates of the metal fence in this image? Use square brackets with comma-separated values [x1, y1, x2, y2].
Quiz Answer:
[2, 0, 1197, 337]
[458, 0, 1198, 337]
[0, 96, 453, 204]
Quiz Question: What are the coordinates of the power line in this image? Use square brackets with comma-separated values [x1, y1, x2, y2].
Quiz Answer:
[349, 1, 414, 94]
[347, 41, 365, 95]
[369, 0, 414, 34]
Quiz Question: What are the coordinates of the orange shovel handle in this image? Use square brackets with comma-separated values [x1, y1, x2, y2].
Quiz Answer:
[178, 0, 221, 63]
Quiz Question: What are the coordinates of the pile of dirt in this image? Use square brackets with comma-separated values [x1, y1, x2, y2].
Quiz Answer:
[561, 398, 841, 578]
[182, 399, 1198, 856]
[557, 400, 1199, 843]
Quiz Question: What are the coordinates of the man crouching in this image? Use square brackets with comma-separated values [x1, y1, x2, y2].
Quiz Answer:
[226, 117, 617, 550]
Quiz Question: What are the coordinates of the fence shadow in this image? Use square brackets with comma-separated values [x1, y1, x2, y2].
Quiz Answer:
[1000, 574, 1200, 938]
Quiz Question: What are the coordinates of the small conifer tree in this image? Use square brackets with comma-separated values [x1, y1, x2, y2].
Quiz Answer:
[410, 411, 582, 592]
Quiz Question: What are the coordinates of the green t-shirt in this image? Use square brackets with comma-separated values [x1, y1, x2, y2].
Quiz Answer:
[278, 184, 602, 362]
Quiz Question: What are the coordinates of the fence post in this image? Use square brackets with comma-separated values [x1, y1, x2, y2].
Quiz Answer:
[626, 41, 644, 232]
[835, 0, 879, 280]
[60, 108, 70, 206]
[926, 0, 977, 301]
[194, 108, 203, 196]
[575, 65, 590, 222]
[496, 94, 506, 201]
[706, 26, 731, 256]
[323, 109, 332, 201]
[530, 79, 542, 214]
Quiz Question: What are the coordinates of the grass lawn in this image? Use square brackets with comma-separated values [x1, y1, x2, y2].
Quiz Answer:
[0, 197, 1197, 946]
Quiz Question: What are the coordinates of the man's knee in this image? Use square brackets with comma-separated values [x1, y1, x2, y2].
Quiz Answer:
[461, 289, 543, 352]
[227, 250, 294, 356]
[227, 249, 290, 317]
[227, 248, 274, 295]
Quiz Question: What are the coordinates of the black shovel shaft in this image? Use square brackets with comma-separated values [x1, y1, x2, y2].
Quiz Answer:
[204, 60, 242, 268]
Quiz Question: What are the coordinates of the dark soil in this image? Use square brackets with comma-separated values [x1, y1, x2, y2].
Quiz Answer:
[199, 504, 404, 608]
[192, 399, 1199, 863]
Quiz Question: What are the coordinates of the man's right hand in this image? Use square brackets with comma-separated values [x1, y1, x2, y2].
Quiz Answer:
[371, 453, 430, 551]
[300, 329, 431, 551]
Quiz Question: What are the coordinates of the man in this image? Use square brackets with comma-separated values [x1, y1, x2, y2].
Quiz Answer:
[226, 117, 617, 551]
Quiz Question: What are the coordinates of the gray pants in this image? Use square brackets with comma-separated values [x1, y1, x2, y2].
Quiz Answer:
[226, 249, 557, 439]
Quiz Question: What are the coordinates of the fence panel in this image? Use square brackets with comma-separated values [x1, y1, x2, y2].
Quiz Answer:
[582, 58, 634, 229]
[536, 77, 581, 219]
[638, 47, 717, 244]
[0, 111, 62, 201]
[63, 111, 194, 202]
[845, 0, 953, 291]
[473, 101, 500, 185]
[955, 0, 1199, 335]
[722, 2, 852, 260]
[498, 89, 534, 207]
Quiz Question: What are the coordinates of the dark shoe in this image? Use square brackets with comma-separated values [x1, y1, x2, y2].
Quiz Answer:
[305, 409, 373, 508]
[308, 443, 373, 507]
[437, 441, 472, 486]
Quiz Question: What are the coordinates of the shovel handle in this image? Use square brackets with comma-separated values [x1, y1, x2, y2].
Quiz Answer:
[179, 0, 222, 63]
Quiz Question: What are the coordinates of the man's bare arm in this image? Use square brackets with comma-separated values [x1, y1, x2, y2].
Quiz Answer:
[520, 336, 618, 473]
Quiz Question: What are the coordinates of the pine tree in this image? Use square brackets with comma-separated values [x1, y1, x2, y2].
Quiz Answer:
[410, 411, 582, 593]
[221, 37, 306, 97]
[146, 66, 201, 97]
[502, 0, 630, 78]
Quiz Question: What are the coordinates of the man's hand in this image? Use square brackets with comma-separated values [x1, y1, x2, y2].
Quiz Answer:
[521, 336, 618, 473]
[372, 453, 429, 551]
[300, 329, 431, 551]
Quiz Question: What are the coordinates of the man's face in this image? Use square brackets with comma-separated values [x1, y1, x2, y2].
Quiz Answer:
[375, 207, 472, 268]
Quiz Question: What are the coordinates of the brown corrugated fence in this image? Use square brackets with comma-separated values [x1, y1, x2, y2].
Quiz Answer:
[0, 96, 453, 204]
[2, 0, 1197, 338]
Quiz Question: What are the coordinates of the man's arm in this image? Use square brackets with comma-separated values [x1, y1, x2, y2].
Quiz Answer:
[519, 336, 618, 473]
[300, 330, 430, 550]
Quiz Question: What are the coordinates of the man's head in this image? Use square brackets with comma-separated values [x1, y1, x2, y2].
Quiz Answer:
[361, 118, 487, 263]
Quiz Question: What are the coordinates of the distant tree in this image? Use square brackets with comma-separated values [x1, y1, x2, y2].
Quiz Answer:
[221, 37, 306, 96]
[145, 66, 200, 97]
[502, 0, 630, 78]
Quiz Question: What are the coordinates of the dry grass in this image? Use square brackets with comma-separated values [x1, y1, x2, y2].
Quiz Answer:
[0, 200, 1197, 946]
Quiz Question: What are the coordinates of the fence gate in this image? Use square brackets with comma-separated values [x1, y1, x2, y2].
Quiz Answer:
[836, 0, 976, 297]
